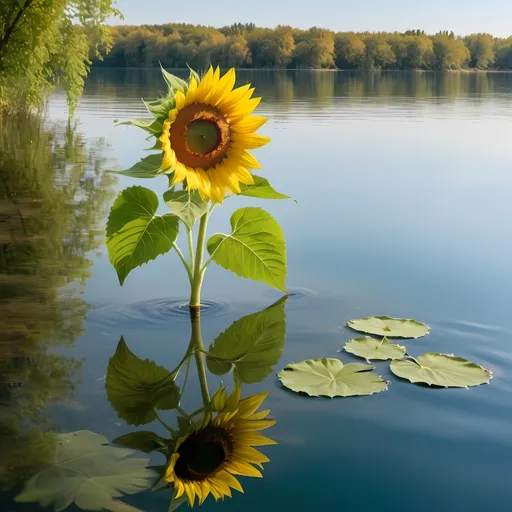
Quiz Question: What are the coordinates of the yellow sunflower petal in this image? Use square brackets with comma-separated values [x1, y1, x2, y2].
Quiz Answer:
[175, 90, 186, 111]
[232, 446, 270, 466]
[195, 66, 214, 103]
[229, 97, 262, 121]
[238, 151, 262, 170]
[226, 459, 263, 478]
[231, 115, 268, 134]
[161, 150, 173, 170]
[233, 166, 255, 185]
[215, 470, 244, 494]
[172, 161, 188, 184]
[238, 431, 276, 446]
[236, 418, 276, 431]
[174, 479, 184, 498]
[184, 77, 198, 107]
[183, 482, 196, 507]
[164, 453, 179, 481]
[212, 68, 236, 107]
[246, 409, 271, 420]
[237, 392, 269, 417]
[233, 133, 271, 150]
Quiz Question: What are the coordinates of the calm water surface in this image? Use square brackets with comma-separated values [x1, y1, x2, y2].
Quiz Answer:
[2, 70, 512, 511]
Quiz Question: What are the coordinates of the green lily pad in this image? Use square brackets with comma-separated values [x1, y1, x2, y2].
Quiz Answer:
[390, 353, 492, 388]
[343, 336, 406, 361]
[15, 430, 157, 512]
[277, 358, 388, 398]
[347, 316, 430, 339]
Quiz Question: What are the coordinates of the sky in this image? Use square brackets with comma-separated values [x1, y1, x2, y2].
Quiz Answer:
[110, 0, 512, 37]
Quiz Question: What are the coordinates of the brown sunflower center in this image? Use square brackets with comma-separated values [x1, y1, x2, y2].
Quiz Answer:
[174, 426, 233, 481]
[169, 103, 231, 170]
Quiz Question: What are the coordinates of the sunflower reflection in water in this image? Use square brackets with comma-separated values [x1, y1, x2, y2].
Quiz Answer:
[166, 388, 276, 506]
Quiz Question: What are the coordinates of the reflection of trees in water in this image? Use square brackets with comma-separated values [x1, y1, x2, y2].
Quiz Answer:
[0, 115, 116, 490]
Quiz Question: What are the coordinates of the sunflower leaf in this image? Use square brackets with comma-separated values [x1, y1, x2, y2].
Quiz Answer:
[390, 353, 492, 387]
[111, 154, 166, 179]
[106, 186, 179, 285]
[113, 431, 169, 454]
[116, 118, 163, 135]
[163, 189, 209, 229]
[160, 65, 188, 94]
[238, 175, 291, 201]
[207, 207, 287, 291]
[207, 296, 287, 383]
[343, 336, 406, 362]
[347, 316, 430, 339]
[106, 337, 181, 426]
[278, 358, 388, 398]
[15, 430, 157, 512]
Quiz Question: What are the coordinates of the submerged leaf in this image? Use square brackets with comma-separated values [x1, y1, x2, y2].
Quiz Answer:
[390, 353, 492, 388]
[347, 316, 430, 339]
[106, 337, 180, 426]
[207, 296, 287, 383]
[343, 336, 406, 362]
[207, 207, 287, 291]
[278, 358, 388, 398]
[106, 186, 179, 285]
[15, 430, 157, 512]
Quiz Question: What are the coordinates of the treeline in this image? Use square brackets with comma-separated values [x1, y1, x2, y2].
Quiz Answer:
[93, 24, 512, 70]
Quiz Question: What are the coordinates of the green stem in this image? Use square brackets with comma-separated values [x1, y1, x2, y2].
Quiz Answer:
[189, 212, 209, 309]
[186, 226, 195, 275]
[173, 243, 193, 284]
[190, 310, 211, 408]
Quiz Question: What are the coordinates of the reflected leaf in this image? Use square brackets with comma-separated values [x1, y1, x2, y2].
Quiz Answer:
[343, 336, 406, 362]
[278, 358, 388, 398]
[207, 207, 287, 291]
[106, 337, 180, 426]
[207, 297, 287, 383]
[15, 430, 157, 512]
[390, 353, 492, 388]
[113, 431, 168, 453]
[163, 188, 209, 229]
[347, 316, 430, 339]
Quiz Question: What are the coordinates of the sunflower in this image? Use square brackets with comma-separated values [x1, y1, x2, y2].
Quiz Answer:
[158, 67, 270, 203]
[165, 389, 276, 507]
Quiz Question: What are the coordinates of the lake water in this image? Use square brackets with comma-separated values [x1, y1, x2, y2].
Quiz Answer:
[2, 69, 512, 511]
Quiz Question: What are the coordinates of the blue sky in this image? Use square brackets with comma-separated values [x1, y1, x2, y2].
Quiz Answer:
[111, 0, 511, 37]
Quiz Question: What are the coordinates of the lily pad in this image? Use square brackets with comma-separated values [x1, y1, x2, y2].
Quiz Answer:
[277, 358, 388, 398]
[343, 336, 406, 362]
[347, 316, 430, 339]
[390, 353, 492, 388]
[15, 430, 157, 512]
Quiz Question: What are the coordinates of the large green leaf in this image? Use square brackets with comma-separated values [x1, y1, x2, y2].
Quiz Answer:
[347, 316, 430, 339]
[106, 337, 180, 426]
[15, 430, 157, 512]
[390, 353, 492, 388]
[113, 154, 166, 179]
[207, 297, 287, 383]
[343, 336, 406, 362]
[163, 188, 209, 229]
[113, 431, 168, 454]
[238, 175, 291, 200]
[207, 207, 287, 291]
[106, 186, 179, 285]
[278, 358, 388, 398]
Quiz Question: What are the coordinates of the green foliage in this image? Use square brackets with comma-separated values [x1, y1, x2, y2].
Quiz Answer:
[94, 24, 511, 71]
[278, 358, 388, 398]
[238, 175, 291, 200]
[390, 353, 492, 387]
[15, 430, 157, 512]
[113, 431, 169, 453]
[347, 316, 430, 338]
[106, 186, 179, 285]
[113, 154, 166, 179]
[207, 207, 287, 291]
[207, 297, 287, 383]
[343, 336, 406, 362]
[163, 188, 209, 229]
[106, 337, 180, 426]
[0, 0, 119, 114]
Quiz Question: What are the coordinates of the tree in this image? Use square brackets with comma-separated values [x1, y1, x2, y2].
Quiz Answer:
[0, 0, 119, 115]
[292, 28, 335, 69]
[433, 35, 470, 69]
[335, 33, 366, 69]
[363, 36, 396, 70]
[464, 34, 495, 69]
